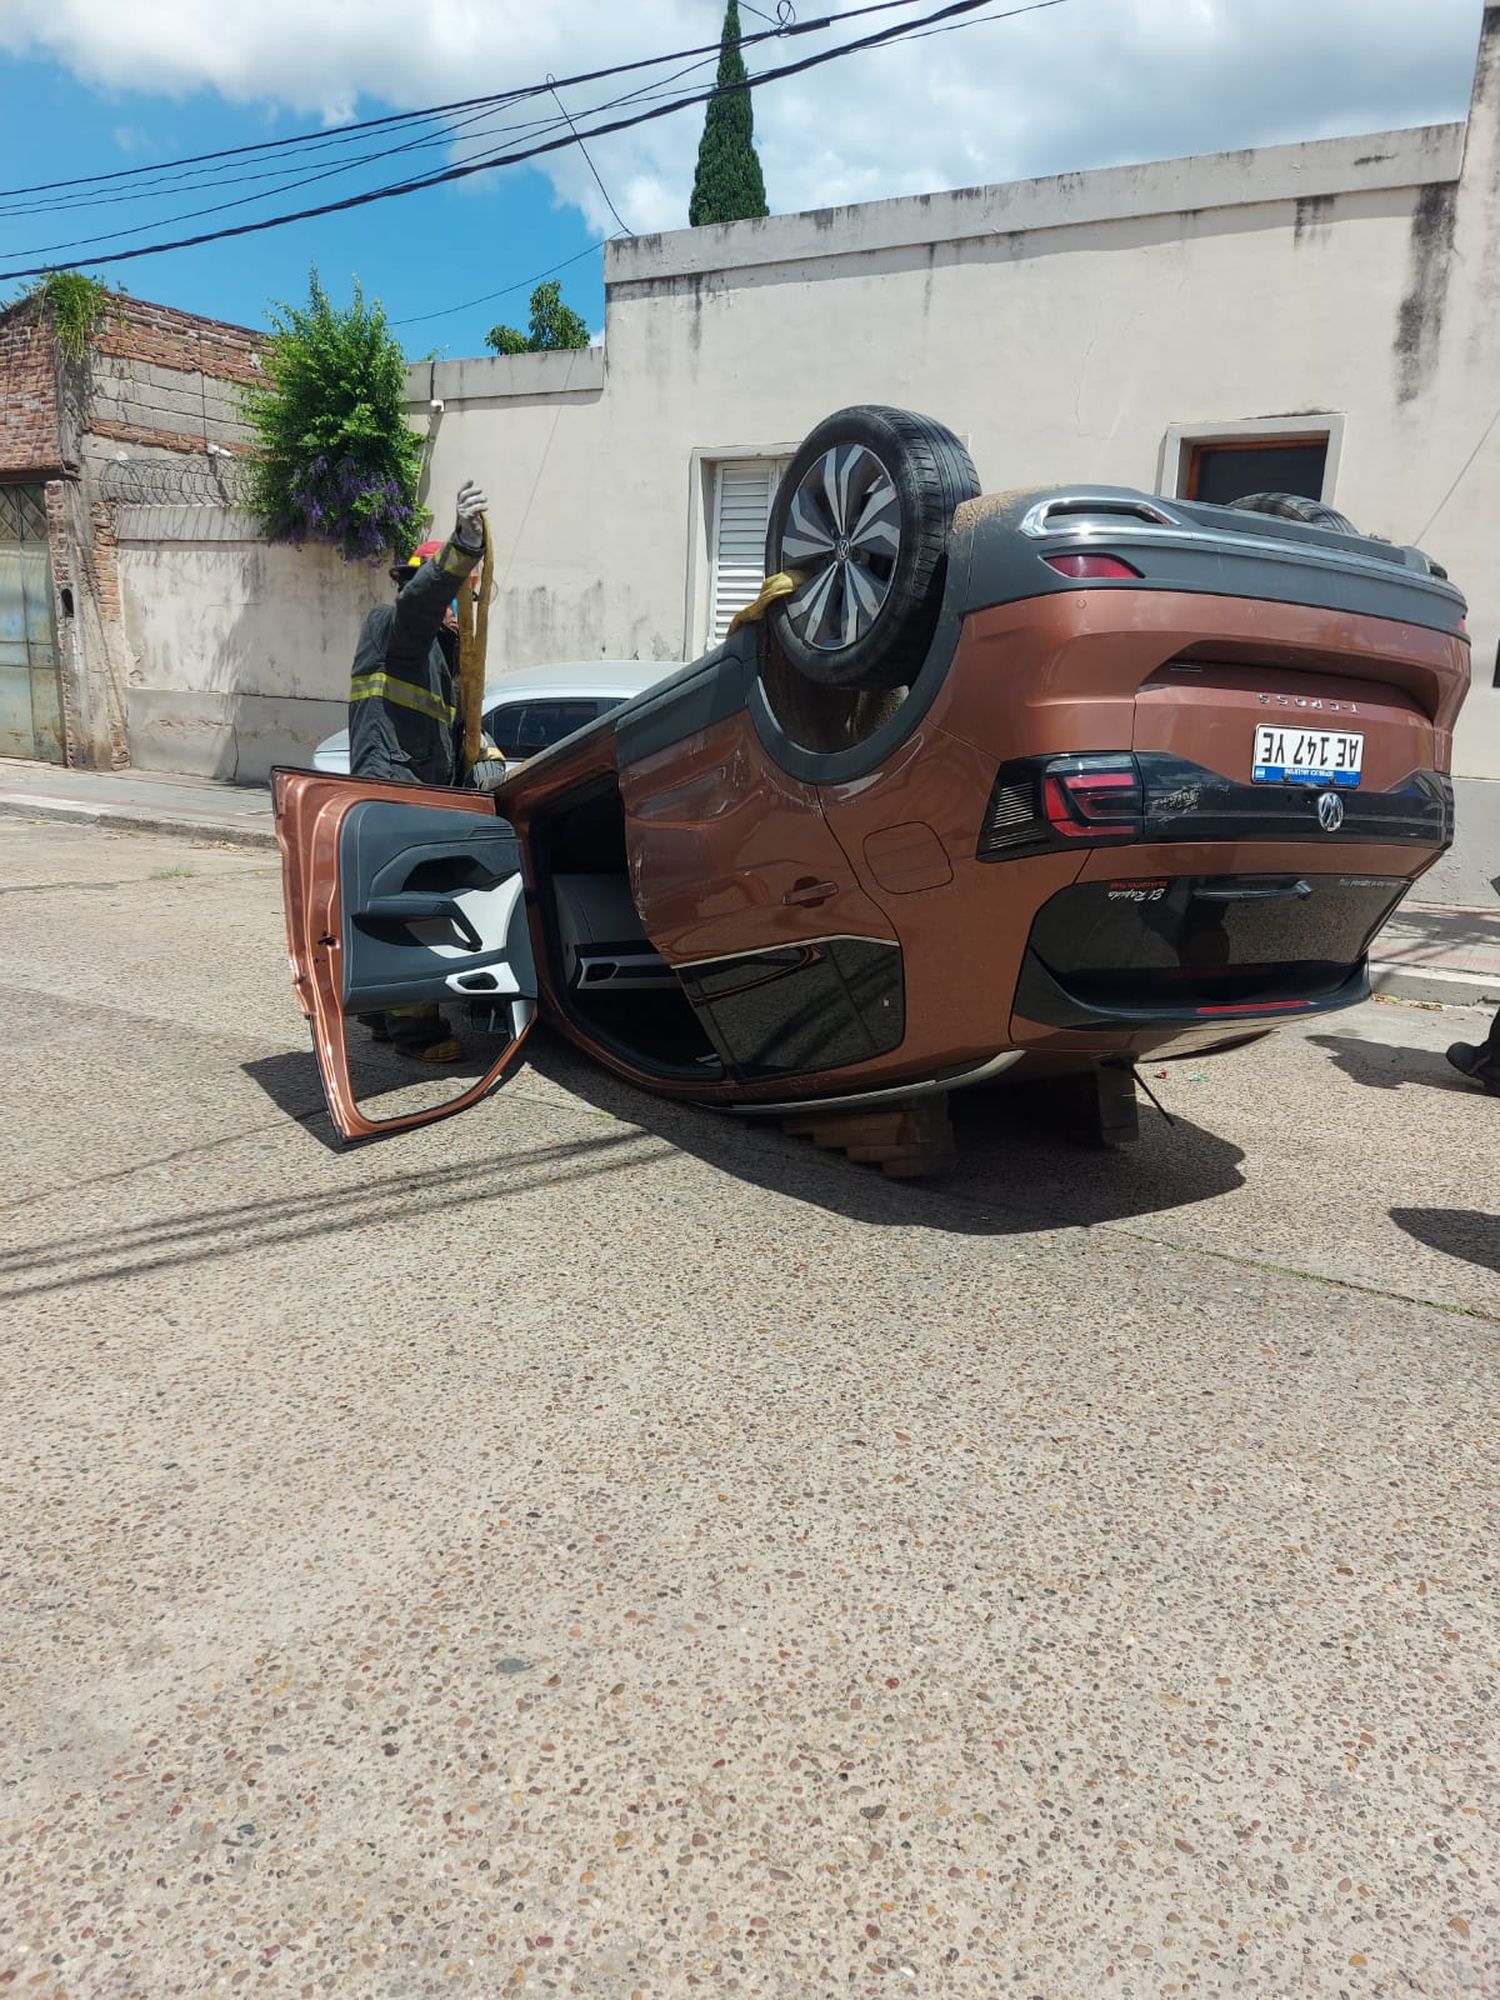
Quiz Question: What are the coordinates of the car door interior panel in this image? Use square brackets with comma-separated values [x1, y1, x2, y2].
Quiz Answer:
[339, 800, 534, 1012]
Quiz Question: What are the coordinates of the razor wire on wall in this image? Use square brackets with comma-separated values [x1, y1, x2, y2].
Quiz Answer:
[97, 455, 254, 507]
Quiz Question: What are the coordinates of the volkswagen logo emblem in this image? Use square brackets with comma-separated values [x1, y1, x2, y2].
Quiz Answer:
[1316, 790, 1345, 833]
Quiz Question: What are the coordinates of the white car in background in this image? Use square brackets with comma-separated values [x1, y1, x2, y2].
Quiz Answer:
[311, 659, 674, 774]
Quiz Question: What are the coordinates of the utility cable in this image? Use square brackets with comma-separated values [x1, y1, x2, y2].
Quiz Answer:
[393, 239, 611, 329]
[0, 53, 724, 255]
[0, 0, 1068, 281]
[0, 0, 948, 203]
[0, 39, 727, 222]
[547, 75, 633, 238]
[0, 101, 577, 254]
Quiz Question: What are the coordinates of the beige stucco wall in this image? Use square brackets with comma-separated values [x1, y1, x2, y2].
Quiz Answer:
[115, 508, 377, 780]
[412, 9, 1500, 889]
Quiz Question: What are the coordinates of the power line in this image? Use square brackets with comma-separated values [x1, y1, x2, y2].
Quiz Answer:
[0, 97, 549, 223]
[0, 100, 567, 256]
[0, 48, 725, 241]
[392, 239, 611, 328]
[0, 0, 937, 205]
[1, 53, 731, 260]
[0, 57, 714, 257]
[548, 76, 633, 239]
[0, 0, 1065, 282]
[0, 43, 721, 225]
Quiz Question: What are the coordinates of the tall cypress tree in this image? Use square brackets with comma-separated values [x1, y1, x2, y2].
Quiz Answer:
[689, 0, 769, 227]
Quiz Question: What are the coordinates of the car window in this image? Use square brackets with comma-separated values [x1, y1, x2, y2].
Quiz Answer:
[482, 698, 621, 759]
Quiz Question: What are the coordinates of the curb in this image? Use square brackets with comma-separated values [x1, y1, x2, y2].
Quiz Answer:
[0, 796, 277, 851]
[1369, 960, 1500, 1009]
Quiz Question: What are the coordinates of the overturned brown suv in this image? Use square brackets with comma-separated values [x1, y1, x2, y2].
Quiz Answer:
[276, 405, 1469, 1155]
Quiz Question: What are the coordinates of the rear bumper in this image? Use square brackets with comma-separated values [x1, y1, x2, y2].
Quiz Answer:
[1015, 948, 1370, 1033]
[1011, 867, 1405, 1036]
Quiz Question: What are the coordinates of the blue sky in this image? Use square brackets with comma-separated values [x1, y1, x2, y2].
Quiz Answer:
[0, 54, 609, 355]
[0, 1, 1484, 360]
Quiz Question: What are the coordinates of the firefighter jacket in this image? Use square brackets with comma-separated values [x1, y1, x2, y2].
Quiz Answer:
[348, 535, 482, 786]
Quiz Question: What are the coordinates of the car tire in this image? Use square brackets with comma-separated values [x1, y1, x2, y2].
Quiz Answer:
[765, 405, 980, 692]
[1227, 490, 1359, 534]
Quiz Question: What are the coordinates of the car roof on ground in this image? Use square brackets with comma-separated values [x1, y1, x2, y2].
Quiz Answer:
[481, 660, 673, 701]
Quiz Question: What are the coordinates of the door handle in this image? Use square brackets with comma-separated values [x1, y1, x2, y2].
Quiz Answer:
[358, 892, 483, 951]
[1193, 879, 1312, 903]
[783, 877, 839, 908]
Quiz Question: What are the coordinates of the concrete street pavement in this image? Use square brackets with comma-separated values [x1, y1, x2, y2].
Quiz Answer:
[1, 818, 1496, 1999]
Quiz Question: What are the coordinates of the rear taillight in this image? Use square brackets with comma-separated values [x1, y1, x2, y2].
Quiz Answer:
[1042, 552, 1142, 580]
[1043, 754, 1143, 839]
[978, 753, 1143, 859]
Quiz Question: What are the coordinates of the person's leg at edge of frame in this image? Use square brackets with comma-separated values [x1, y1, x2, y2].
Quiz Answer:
[1446, 1003, 1500, 1093]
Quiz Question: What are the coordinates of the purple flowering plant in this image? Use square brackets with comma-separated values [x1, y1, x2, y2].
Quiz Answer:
[242, 270, 429, 564]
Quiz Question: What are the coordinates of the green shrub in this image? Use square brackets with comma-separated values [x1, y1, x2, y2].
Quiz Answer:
[243, 269, 426, 561]
[15, 270, 119, 361]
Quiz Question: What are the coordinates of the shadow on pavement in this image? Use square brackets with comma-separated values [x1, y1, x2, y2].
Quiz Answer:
[1308, 1033, 1471, 1094]
[241, 1048, 342, 1152]
[241, 1022, 516, 1158]
[1390, 1206, 1500, 1277]
[526, 1033, 1245, 1237]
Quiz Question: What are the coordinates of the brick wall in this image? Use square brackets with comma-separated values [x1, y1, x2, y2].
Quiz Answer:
[86, 296, 263, 466]
[2, 292, 272, 766]
[0, 299, 63, 476]
[93, 297, 265, 387]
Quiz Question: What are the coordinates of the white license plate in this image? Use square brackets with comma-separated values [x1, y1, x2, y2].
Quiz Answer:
[1251, 724, 1364, 787]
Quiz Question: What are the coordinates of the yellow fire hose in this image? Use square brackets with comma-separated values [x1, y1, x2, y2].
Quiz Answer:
[455, 512, 493, 777]
[727, 569, 802, 635]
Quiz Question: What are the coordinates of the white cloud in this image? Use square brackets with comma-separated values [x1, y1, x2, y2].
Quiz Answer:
[0, 0, 1485, 240]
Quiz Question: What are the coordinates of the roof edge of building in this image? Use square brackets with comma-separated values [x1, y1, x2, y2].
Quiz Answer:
[606, 119, 1466, 288]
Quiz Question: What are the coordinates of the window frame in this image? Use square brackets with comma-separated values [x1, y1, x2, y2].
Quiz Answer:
[1158, 413, 1346, 506]
[683, 442, 799, 659]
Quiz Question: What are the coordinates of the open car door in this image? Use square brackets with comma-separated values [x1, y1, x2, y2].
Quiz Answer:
[273, 770, 537, 1142]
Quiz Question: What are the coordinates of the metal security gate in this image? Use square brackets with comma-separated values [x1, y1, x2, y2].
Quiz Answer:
[0, 484, 64, 763]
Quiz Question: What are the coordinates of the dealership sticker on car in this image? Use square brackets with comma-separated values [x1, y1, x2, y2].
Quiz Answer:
[1107, 878, 1169, 903]
[1251, 726, 1364, 787]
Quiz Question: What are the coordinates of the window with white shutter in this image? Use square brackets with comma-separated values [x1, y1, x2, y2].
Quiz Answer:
[707, 457, 790, 646]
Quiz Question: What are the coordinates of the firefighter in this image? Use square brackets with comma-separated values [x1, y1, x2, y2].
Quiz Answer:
[349, 478, 487, 1063]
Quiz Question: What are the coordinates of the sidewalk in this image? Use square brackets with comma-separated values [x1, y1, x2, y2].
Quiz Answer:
[0, 756, 1496, 1009]
[1369, 900, 1500, 1008]
[0, 756, 275, 849]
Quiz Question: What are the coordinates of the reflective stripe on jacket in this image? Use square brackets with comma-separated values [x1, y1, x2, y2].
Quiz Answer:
[349, 668, 456, 728]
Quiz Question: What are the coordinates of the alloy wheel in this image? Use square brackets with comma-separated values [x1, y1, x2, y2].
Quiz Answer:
[778, 443, 901, 652]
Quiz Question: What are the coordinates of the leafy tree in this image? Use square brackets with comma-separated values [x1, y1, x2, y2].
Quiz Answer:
[485, 280, 591, 356]
[242, 269, 425, 562]
[689, 0, 768, 228]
